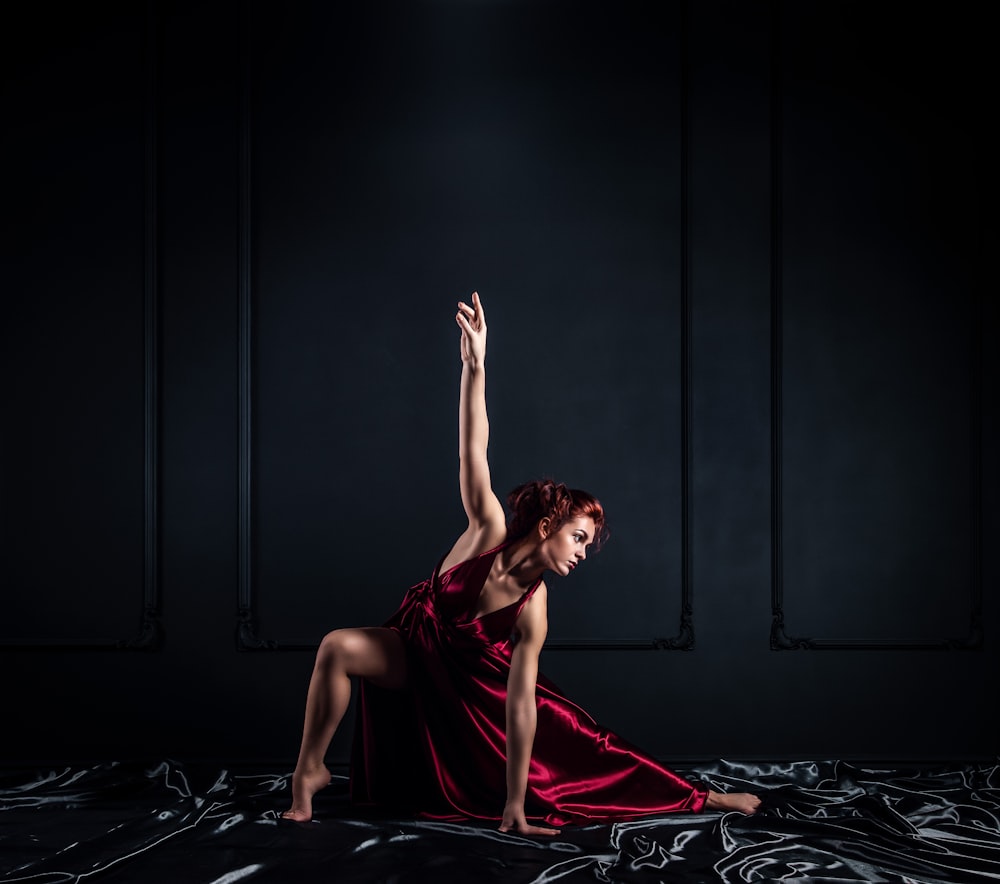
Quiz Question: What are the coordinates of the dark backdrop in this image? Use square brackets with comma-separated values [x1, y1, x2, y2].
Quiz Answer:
[1, 0, 996, 767]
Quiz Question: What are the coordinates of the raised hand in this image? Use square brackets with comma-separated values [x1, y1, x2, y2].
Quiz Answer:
[456, 290, 487, 367]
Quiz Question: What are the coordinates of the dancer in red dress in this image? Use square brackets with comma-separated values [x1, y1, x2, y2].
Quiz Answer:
[282, 292, 760, 832]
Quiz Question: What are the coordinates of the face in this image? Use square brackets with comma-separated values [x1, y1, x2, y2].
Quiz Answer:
[539, 515, 597, 577]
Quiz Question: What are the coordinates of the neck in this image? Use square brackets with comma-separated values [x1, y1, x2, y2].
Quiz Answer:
[496, 536, 546, 587]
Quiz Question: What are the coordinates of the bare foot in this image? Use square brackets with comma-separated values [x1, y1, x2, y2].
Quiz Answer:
[281, 764, 332, 822]
[706, 790, 761, 815]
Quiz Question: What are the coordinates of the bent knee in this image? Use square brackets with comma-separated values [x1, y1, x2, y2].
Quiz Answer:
[318, 628, 359, 665]
[316, 628, 405, 684]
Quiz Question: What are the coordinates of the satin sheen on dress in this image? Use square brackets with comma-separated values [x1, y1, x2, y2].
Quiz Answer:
[350, 543, 707, 826]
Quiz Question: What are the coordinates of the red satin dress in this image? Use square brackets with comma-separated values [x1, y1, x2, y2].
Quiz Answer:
[349, 543, 707, 826]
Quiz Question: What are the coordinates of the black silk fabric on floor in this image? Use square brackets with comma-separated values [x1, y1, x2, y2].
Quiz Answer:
[2, 759, 999, 883]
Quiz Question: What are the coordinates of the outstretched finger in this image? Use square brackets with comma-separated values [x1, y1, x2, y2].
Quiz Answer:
[471, 290, 485, 324]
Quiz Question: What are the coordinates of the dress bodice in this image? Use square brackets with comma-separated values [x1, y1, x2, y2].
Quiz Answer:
[429, 544, 541, 646]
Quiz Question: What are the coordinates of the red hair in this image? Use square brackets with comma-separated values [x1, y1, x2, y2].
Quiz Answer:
[506, 479, 609, 551]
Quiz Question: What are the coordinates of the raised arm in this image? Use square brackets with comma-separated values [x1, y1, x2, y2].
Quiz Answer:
[499, 585, 559, 837]
[442, 293, 506, 569]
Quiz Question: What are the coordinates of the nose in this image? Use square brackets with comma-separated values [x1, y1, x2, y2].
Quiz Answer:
[578, 547, 587, 561]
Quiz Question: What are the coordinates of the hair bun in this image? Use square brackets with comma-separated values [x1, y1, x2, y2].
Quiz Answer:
[506, 478, 608, 550]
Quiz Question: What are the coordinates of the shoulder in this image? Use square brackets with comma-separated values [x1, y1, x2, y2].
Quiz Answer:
[514, 580, 548, 644]
[529, 579, 548, 605]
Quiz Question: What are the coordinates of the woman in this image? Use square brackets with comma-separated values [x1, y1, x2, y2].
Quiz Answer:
[282, 292, 760, 832]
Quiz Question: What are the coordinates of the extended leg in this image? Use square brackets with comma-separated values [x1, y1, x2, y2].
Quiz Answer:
[282, 626, 406, 821]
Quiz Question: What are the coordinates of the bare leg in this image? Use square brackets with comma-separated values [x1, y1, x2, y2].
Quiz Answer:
[282, 627, 407, 822]
[706, 791, 761, 815]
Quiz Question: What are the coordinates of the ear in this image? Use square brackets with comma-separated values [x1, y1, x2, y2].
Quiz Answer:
[537, 517, 552, 540]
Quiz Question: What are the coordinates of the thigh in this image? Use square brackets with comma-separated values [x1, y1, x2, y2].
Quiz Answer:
[329, 626, 407, 690]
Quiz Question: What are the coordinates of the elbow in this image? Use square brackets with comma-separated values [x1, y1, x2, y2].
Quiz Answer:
[507, 695, 537, 729]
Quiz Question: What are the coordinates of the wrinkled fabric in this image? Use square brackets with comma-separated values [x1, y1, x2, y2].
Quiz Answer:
[3, 759, 1000, 882]
[350, 543, 706, 825]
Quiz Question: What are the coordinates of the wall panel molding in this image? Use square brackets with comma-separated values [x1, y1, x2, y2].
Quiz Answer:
[235, 1, 696, 652]
[2, 0, 162, 651]
[767, 3, 983, 652]
[236, 0, 268, 651]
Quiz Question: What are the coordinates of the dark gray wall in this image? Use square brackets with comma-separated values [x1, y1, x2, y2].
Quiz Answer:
[2, 0, 996, 767]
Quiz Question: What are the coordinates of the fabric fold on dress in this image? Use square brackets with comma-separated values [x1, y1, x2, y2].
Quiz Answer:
[350, 543, 707, 826]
